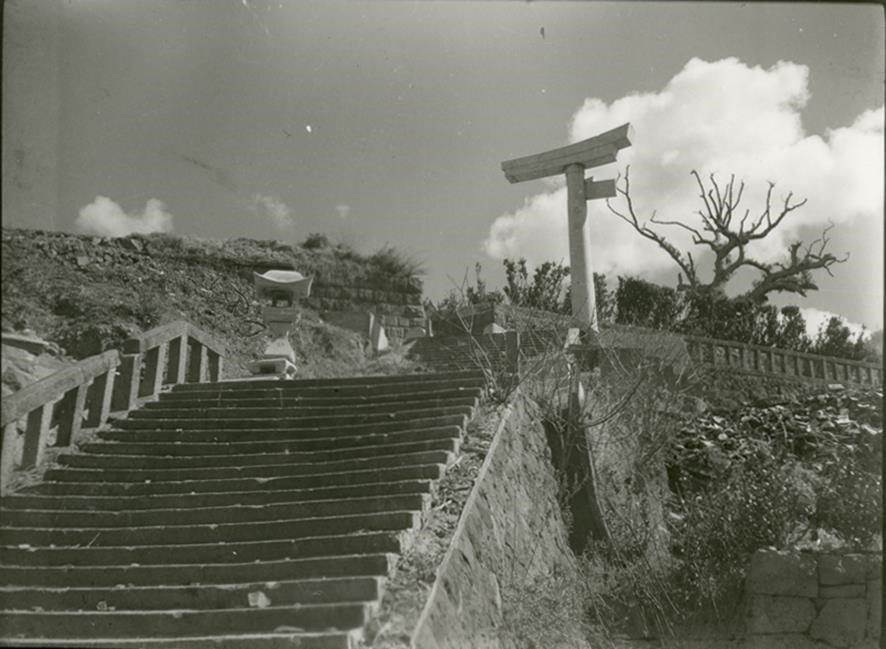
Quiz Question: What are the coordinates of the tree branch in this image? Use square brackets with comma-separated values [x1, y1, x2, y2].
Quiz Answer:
[606, 169, 848, 301]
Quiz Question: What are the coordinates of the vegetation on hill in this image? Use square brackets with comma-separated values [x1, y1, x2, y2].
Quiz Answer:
[497, 334, 882, 643]
[1, 228, 423, 381]
[432, 257, 881, 363]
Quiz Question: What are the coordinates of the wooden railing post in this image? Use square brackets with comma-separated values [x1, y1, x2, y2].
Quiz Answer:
[505, 330, 520, 375]
[187, 341, 207, 383]
[165, 334, 188, 385]
[1, 321, 226, 496]
[21, 403, 53, 469]
[1, 422, 19, 495]
[55, 383, 88, 447]
[139, 343, 168, 398]
[207, 350, 222, 382]
[84, 370, 115, 428]
[111, 352, 142, 412]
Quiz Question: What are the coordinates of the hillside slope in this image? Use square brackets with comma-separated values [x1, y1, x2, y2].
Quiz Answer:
[1, 228, 425, 381]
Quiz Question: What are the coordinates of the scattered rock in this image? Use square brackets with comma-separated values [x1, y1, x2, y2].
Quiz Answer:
[119, 238, 143, 253]
[247, 591, 271, 608]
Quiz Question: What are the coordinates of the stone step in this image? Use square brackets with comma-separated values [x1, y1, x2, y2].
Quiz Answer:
[152, 387, 481, 409]
[60, 437, 457, 469]
[2, 631, 358, 649]
[81, 427, 460, 456]
[1, 531, 403, 569]
[0, 576, 382, 611]
[0, 602, 372, 639]
[165, 379, 484, 402]
[113, 404, 475, 430]
[4, 480, 433, 512]
[0, 550, 394, 589]
[0, 493, 429, 529]
[0, 369, 487, 648]
[81, 426, 459, 456]
[44, 449, 452, 483]
[0, 510, 420, 547]
[141, 394, 477, 417]
[27, 463, 445, 496]
[169, 370, 483, 392]
[97, 416, 467, 442]
[56, 437, 459, 469]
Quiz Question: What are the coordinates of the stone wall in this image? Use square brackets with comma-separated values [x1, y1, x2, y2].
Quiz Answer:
[410, 395, 580, 649]
[306, 279, 426, 340]
[746, 549, 881, 648]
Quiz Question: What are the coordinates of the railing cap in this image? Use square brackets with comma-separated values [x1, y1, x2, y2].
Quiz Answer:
[1, 350, 119, 427]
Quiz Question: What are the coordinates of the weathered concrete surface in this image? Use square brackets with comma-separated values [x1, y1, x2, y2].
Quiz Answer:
[748, 596, 816, 634]
[808, 598, 867, 647]
[748, 550, 818, 598]
[411, 394, 581, 649]
[746, 550, 882, 649]
[1, 333, 71, 397]
[818, 554, 877, 585]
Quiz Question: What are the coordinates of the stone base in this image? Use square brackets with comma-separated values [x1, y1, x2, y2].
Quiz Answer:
[248, 357, 297, 379]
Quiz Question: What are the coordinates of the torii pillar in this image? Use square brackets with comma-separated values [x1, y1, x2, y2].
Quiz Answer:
[501, 123, 633, 332]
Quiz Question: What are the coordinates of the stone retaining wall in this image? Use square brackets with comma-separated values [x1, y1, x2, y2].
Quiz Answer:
[306, 281, 425, 339]
[410, 395, 579, 649]
[746, 549, 881, 648]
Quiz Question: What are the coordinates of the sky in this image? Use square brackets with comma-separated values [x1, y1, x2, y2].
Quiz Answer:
[3, 0, 884, 333]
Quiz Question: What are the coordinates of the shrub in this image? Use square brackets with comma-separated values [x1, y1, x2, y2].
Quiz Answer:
[671, 457, 814, 607]
[302, 232, 330, 250]
[369, 244, 425, 279]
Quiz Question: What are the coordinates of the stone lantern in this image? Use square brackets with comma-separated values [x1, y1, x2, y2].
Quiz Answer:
[249, 269, 313, 378]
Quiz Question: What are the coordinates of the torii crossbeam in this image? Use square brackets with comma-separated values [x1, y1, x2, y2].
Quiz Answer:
[500, 123, 633, 331]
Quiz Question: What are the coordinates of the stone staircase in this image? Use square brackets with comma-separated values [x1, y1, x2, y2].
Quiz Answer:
[0, 369, 485, 648]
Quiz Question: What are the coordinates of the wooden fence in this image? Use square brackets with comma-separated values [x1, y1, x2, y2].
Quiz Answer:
[1, 321, 226, 495]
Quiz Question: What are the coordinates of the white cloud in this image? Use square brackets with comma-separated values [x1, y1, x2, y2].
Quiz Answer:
[800, 307, 868, 341]
[484, 58, 884, 286]
[249, 193, 293, 229]
[75, 196, 173, 237]
[335, 203, 351, 219]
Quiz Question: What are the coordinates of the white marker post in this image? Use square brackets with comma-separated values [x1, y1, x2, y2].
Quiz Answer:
[501, 123, 633, 331]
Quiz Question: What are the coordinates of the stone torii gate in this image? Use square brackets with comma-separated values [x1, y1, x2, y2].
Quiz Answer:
[500, 123, 633, 331]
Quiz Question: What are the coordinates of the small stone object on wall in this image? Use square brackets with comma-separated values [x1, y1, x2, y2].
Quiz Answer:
[746, 549, 882, 648]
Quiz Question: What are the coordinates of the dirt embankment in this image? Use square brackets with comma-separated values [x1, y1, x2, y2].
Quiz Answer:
[1, 228, 427, 380]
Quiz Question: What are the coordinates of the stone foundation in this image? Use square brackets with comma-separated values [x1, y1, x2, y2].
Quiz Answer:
[746, 549, 881, 648]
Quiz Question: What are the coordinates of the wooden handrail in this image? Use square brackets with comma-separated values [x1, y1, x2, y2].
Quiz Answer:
[0, 350, 119, 427]
[1, 320, 226, 495]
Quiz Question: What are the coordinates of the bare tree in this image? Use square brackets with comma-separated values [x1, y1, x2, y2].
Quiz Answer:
[606, 167, 848, 303]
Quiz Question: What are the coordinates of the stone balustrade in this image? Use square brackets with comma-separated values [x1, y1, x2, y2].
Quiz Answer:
[685, 335, 882, 388]
[0, 320, 225, 494]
